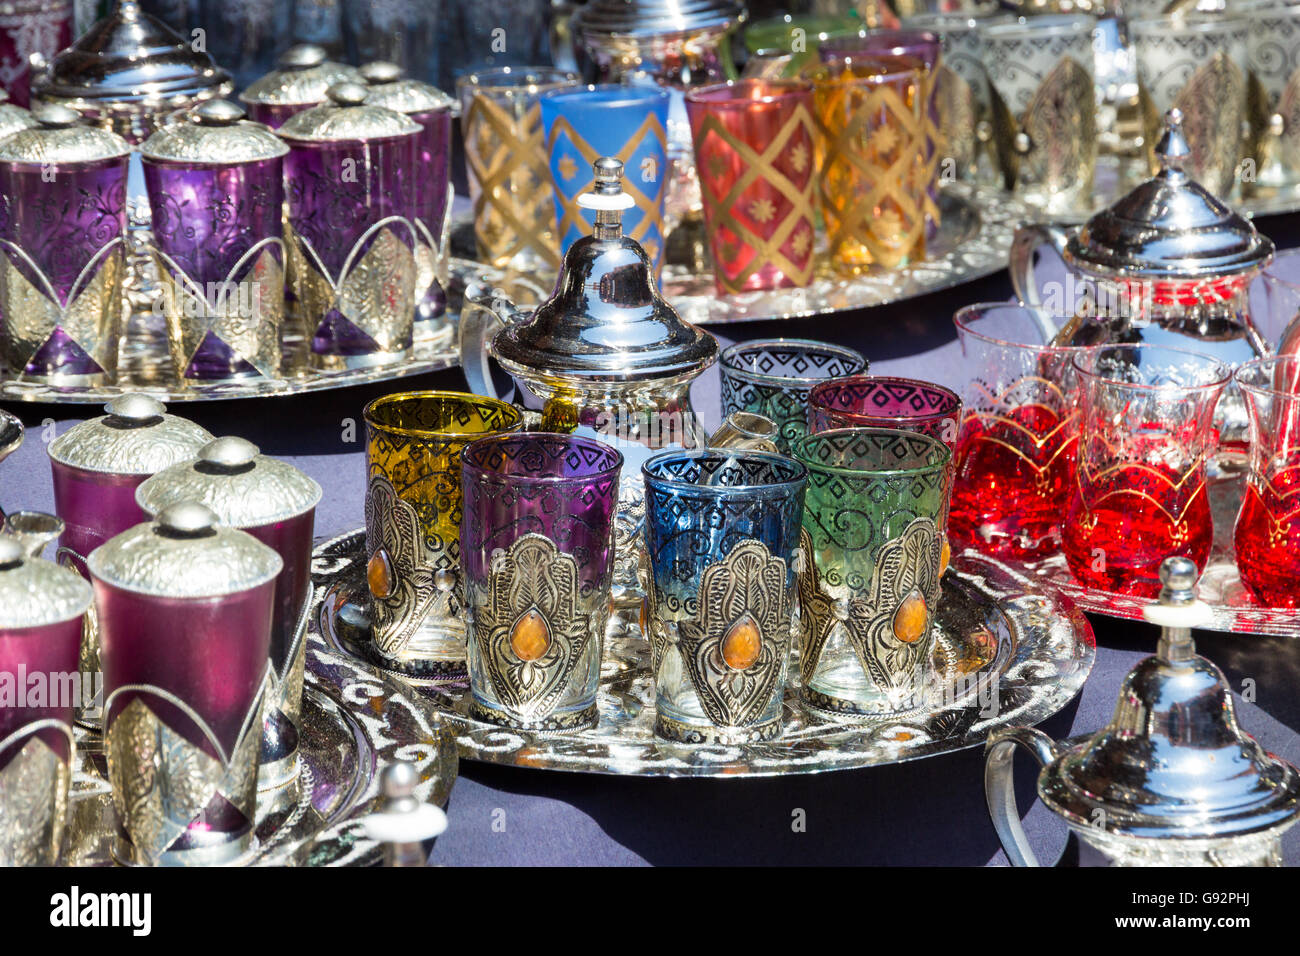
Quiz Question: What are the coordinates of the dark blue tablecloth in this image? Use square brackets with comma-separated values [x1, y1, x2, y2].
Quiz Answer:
[5, 214, 1300, 866]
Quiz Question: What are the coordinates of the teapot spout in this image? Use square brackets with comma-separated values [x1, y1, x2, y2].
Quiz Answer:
[707, 412, 780, 453]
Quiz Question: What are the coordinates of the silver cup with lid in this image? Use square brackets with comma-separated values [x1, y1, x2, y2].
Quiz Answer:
[89, 501, 282, 866]
[239, 43, 362, 130]
[278, 82, 422, 370]
[141, 99, 289, 383]
[986, 557, 1300, 866]
[137, 436, 322, 791]
[359, 61, 457, 338]
[0, 533, 92, 865]
[47, 393, 213, 727]
[0, 105, 131, 385]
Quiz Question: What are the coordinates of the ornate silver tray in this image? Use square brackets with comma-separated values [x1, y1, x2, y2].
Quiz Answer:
[61, 622, 458, 866]
[450, 182, 1033, 326]
[0, 228, 462, 405]
[968, 473, 1300, 638]
[312, 529, 1095, 778]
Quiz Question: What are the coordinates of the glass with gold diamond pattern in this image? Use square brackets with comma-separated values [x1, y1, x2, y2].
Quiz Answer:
[1131, 13, 1250, 200]
[460, 433, 622, 731]
[643, 450, 808, 744]
[458, 67, 579, 275]
[685, 79, 819, 295]
[363, 391, 523, 682]
[810, 55, 929, 274]
[980, 14, 1098, 215]
[791, 428, 953, 720]
[539, 84, 671, 277]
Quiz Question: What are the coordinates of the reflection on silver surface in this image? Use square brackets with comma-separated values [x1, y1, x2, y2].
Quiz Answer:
[973, 474, 1300, 637]
[455, 182, 1032, 326]
[313, 529, 1095, 778]
[62, 605, 458, 867]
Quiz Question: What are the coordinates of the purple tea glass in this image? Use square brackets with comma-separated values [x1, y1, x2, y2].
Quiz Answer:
[279, 85, 422, 369]
[807, 375, 963, 449]
[90, 507, 280, 865]
[820, 30, 942, 238]
[460, 433, 622, 731]
[142, 102, 287, 382]
[0, 152, 128, 384]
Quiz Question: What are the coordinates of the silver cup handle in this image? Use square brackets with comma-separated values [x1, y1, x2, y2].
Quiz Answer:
[983, 726, 1062, 867]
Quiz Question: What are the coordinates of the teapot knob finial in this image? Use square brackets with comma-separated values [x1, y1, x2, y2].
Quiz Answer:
[578, 155, 635, 239]
[1156, 109, 1193, 174]
[1144, 555, 1209, 662]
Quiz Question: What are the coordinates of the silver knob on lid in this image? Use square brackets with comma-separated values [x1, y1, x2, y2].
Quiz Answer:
[360, 61, 404, 85]
[278, 44, 328, 70]
[198, 435, 259, 469]
[379, 762, 420, 815]
[194, 99, 246, 125]
[593, 156, 624, 194]
[104, 393, 166, 424]
[578, 156, 636, 239]
[327, 82, 369, 107]
[157, 501, 219, 537]
[33, 104, 81, 129]
[1155, 108, 1192, 172]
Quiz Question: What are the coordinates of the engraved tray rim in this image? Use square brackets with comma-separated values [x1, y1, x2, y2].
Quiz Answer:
[451, 181, 1031, 327]
[964, 474, 1300, 638]
[310, 528, 1096, 779]
[63, 617, 459, 867]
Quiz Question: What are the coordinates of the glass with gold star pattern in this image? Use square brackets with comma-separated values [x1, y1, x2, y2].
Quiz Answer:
[810, 55, 929, 275]
[539, 84, 672, 278]
[685, 79, 819, 295]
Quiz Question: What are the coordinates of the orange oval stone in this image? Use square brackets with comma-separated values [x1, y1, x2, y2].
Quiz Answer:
[940, 539, 951, 576]
[892, 590, 928, 644]
[510, 608, 551, 661]
[367, 549, 393, 598]
[721, 614, 762, 670]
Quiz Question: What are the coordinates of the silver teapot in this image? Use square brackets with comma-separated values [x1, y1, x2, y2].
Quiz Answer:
[460, 156, 722, 604]
[986, 557, 1300, 867]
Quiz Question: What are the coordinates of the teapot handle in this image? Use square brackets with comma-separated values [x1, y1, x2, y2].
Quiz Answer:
[1008, 222, 1074, 342]
[458, 282, 531, 400]
[983, 726, 1062, 867]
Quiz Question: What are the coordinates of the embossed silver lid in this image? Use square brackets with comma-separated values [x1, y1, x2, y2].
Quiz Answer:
[1039, 558, 1300, 840]
[239, 44, 363, 108]
[0, 100, 38, 142]
[1067, 109, 1274, 280]
[47, 394, 214, 476]
[136, 435, 322, 528]
[140, 99, 288, 163]
[492, 157, 717, 384]
[0, 105, 132, 164]
[278, 82, 421, 143]
[87, 501, 282, 598]
[359, 61, 456, 115]
[0, 535, 93, 629]
[576, 0, 745, 39]
[31, 0, 232, 107]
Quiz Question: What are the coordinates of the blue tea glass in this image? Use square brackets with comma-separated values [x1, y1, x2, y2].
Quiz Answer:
[642, 450, 808, 743]
[539, 84, 672, 274]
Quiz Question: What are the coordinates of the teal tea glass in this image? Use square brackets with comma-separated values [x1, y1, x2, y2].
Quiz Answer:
[460, 433, 622, 731]
[719, 339, 868, 453]
[643, 450, 807, 743]
[539, 84, 672, 274]
[792, 427, 953, 719]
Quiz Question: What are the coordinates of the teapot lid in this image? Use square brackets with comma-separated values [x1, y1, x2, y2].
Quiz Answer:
[277, 82, 420, 143]
[358, 61, 457, 115]
[491, 157, 718, 385]
[576, 0, 745, 39]
[140, 99, 288, 163]
[1066, 109, 1274, 281]
[1039, 558, 1300, 840]
[0, 105, 132, 164]
[31, 0, 232, 107]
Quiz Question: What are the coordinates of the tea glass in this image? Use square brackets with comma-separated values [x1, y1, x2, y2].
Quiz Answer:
[808, 375, 961, 447]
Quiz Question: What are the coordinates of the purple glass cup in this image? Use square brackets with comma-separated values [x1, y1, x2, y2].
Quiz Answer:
[279, 84, 422, 369]
[820, 30, 943, 238]
[807, 375, 963, 449]
[460, 433, 622, 731]
[141, 101, 288, 382]
[89, 504, 281, 866]
[0, 109, 131, 384]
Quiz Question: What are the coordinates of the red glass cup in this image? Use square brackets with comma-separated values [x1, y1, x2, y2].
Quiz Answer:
[949, 303, 1083, 559]
[1234, 356, 1300, 607]
[685, 79, 818, 295]
[807, 375, 961, 448]
[1062, 344, 1230, 598]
